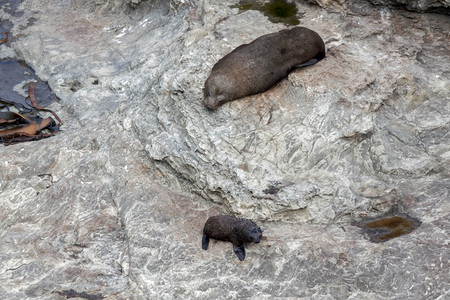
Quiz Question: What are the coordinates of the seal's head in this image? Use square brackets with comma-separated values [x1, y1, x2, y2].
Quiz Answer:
[204, 84, 226, 110]
[204, 73, 237, 110]
[248, 226, 263, 243]
[203, 71, 240, 110]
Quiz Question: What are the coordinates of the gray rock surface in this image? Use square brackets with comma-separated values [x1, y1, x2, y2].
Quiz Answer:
[1, 0, 449, 299]
[307, 0, 450, 14]
[368, 0, 450, 14]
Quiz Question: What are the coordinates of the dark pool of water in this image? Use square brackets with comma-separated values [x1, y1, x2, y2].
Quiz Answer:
[0, 59, 58, 111]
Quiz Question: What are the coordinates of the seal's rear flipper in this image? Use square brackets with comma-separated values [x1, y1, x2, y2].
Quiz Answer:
[202, 234, 210, 250]
[233, 245, 246, 261]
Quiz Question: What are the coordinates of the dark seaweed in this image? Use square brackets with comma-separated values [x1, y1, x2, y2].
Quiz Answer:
[56, 289, 105, 300]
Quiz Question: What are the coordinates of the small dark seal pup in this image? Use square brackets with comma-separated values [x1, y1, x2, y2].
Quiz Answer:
[202, 215, 263, 261]
[204, 26, 325, 110]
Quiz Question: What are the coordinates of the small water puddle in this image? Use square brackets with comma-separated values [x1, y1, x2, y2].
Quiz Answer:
[354, 213, 421, 243]
[231, 0, 301, 26]
[0, 0, 25, 16]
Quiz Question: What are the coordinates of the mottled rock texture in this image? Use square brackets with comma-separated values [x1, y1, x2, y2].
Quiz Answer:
[368, 0, 450, 14]
[1, 0, 448, 299]
[307, 0, 450, 14]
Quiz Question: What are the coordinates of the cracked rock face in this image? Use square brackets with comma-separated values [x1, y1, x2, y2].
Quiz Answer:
[1, 0, 449, 299]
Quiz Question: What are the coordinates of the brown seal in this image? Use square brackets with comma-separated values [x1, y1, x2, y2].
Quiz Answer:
[204, 26, 325, 110]
[202, 215, 263, 261]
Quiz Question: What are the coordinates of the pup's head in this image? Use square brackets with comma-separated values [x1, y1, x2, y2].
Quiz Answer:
[247, 222, 263, 243]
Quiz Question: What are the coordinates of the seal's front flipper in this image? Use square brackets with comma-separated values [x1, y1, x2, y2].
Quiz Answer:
[295, 49, 326, 68]
[202, 234, 210, 250]
[233, 245, 246, 261]
[295, 58, 319, 68]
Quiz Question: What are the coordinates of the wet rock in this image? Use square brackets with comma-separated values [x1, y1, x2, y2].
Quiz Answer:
[0, 0, 448, 299]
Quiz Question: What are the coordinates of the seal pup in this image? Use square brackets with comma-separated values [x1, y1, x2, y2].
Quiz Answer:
[202, 215, 263, 261]
[204, 26, 325, 110]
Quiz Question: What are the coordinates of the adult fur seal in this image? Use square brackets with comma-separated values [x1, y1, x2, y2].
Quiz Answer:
[202, 215, 263, 261]
[204, 26, 325, 110]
